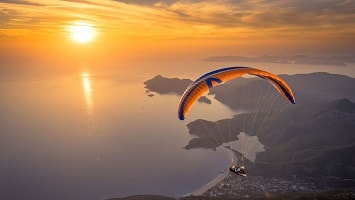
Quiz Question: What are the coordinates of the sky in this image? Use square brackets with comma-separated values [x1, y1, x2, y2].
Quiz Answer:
[1, 0, 354, 74]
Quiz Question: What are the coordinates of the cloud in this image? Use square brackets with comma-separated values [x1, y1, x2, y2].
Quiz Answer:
[2, 0, 354, 29]
[0, 0, 44, 6]
[153, 0, 355, 29]
[112, 0, 205, 6]
[0, 0, 354, 47]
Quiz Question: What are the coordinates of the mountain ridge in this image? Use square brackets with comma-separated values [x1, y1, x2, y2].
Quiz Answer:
[202, 55, 355, 66]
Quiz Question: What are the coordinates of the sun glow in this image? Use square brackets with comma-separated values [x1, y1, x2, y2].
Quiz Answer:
[68, 21, 96, 44]
[81, 72, 93, 115]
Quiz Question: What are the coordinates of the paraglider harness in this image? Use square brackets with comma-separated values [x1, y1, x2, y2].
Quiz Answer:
[230, 164, 246, 177]
[230, 155, 247, 177]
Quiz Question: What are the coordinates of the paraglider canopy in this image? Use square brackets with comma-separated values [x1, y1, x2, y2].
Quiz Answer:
[178, 66, 295, 120]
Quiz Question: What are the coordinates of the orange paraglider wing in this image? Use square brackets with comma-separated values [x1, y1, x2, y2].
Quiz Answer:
[178, 66, 295, 120]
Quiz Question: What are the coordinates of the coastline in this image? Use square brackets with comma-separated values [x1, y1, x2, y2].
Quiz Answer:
[185, 169, 230, 196]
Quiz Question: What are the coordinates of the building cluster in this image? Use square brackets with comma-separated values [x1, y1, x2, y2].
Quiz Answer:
[203, 174, 354, 198]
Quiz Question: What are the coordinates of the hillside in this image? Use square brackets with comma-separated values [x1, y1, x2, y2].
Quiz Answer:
[144, 72, 355, 178]
[252, 98, 355, 178]
[185, 98, 355, 178]
[210, 72, 355, 110]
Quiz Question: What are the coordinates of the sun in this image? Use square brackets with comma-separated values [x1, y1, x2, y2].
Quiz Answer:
[68, 21, 96, 44]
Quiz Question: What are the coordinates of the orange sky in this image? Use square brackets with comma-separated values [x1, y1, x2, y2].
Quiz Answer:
[1, 0, 354, 74]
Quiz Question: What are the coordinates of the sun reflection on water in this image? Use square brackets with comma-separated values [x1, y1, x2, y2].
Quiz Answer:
[81, 72, 93, 115]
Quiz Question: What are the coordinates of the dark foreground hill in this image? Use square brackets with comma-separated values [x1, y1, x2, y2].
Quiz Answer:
[106, 173, 355, 199]
[106, 188, 355, 200]
[106, 195, 174, 200]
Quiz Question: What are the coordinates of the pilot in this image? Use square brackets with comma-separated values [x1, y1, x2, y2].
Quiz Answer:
[230, 165, 246, 177]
